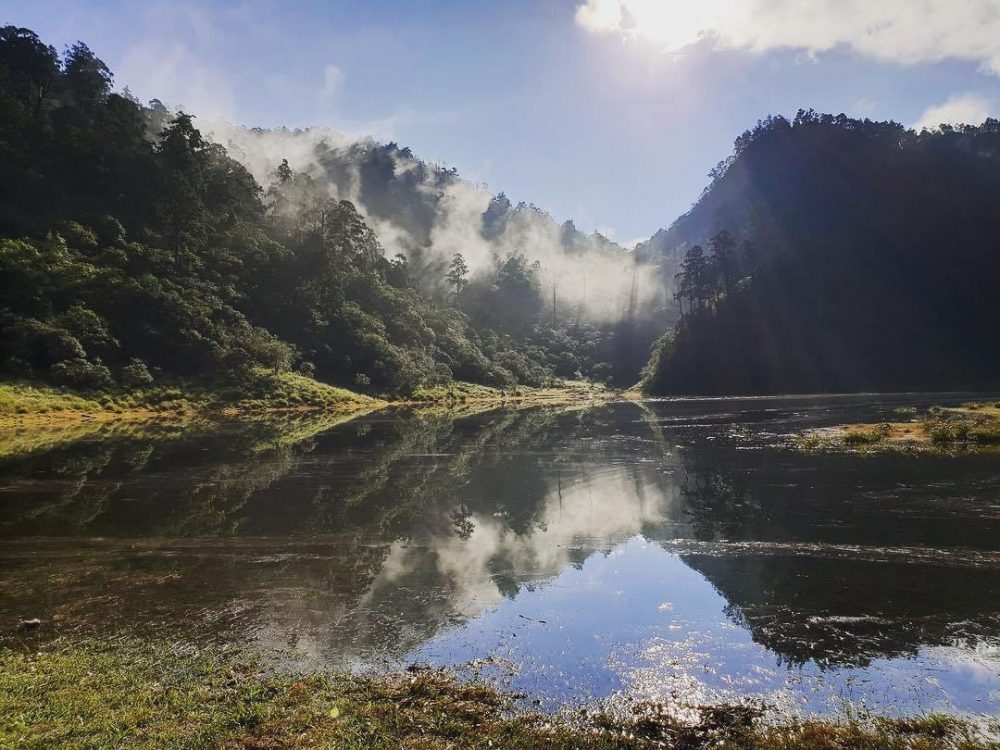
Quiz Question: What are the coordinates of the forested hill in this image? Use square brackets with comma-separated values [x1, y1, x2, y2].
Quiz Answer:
[642, 110, 1000, 396]
[210, 126, 674, 380]
[212, 125, 649, 312]
[0, 26, 665, 398]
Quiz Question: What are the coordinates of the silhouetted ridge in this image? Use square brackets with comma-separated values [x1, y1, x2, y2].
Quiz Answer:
[642, 110, 1000, 395]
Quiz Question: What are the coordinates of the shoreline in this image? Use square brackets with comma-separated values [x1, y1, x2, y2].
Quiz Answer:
[0, 378, 615, 431]
[1, 635, 994, 749]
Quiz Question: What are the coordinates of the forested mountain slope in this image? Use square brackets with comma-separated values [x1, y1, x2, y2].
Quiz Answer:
[0, 26, 665, 398]
[215, 126, 649, 310]
[212, 126, 673, 382]
[642, 111, 1000, 395]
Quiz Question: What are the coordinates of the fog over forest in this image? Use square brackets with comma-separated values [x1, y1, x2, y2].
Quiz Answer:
[209, 123, 667, 325]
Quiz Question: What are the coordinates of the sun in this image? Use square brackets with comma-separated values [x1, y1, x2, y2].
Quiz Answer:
[578, 0, 736, 52]
[631, 0, 738, 50]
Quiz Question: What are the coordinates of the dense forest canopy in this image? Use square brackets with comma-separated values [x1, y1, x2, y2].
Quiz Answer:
[642, 109, 1000, 395]
[0, 26, 666, 396]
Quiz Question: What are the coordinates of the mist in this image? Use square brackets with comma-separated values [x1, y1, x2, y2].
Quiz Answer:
[206, 122, 666, 324]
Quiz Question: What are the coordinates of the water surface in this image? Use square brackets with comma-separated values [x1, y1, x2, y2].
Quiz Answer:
[1, 394, 997, 719]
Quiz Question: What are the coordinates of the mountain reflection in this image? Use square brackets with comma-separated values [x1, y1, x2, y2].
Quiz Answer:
[1, 398, 998, 676]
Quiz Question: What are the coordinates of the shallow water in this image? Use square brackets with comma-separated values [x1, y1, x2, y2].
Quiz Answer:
[1, 394, 998, 718]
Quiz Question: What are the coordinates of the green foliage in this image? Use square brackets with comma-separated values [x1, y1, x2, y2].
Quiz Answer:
[445, 252, 468, 299]
[463, 252, 543, 333]
[120, 358, 153, 388]
[0, 371, 373, 421]
[0, 26, 615, 397]
[639, 331, 675, 393]
[50, 358, 114, 390]
[800, 403, 1000, 454]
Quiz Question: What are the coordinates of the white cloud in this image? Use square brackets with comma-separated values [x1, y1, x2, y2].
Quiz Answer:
[911, 93, 995, 130]
[321, 64, 344, 98]
[575, 0, 624, 34]
[622, 236, 650, 250]
[575, 0, 1000, 75]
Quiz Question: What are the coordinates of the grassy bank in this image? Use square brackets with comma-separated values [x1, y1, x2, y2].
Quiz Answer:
[0, 372, 377, 428]
[0, 376, 613, 429]
[0, 637, 992, 750]
[800, 402, 1000, 454]
[408, 379, 611, 407]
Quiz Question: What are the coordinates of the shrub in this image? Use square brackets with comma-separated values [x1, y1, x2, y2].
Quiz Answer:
[60, 221, 99, 251]
[843, 423, 891, 445]
[120, 358, 154, 388]
[2, 319, 86, 372]
[50, 358, 114, 390]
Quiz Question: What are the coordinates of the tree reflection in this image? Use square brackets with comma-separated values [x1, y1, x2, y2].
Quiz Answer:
[1, 399, 998, 673]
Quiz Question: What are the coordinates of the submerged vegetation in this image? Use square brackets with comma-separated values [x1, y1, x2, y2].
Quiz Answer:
[800, 402, 1000, 453]
[1, 637, 993, 750]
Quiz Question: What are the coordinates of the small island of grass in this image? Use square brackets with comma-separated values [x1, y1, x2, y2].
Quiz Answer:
[799, 402, 1000, 453]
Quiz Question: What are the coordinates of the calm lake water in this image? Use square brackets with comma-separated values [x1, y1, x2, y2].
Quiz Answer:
[2, 394, 998, 720]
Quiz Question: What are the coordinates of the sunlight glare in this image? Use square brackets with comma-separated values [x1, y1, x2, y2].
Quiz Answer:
[581, 0, 741, 52]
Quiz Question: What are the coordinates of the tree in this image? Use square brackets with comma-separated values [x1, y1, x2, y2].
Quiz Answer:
[0, 26, 59, 119]
[156, 113, 208, 262]
[482, 253, 542, 332]
[61, 42, 112, 110]
[446, 253, 469, 300]
[675, 245, 711, 315]
[385, 253, 411, 288]
[709, 230, 738, 295]
[275, 158, 292, 184]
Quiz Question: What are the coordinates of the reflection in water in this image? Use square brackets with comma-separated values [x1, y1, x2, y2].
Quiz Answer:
[0, 395, 998, 717]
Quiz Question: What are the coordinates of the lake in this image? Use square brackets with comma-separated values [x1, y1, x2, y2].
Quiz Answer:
[1, 394, 997, 721]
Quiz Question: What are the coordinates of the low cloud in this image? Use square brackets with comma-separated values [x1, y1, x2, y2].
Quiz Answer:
[911, 93, 995, 130]
[206, 122, 664, 324]
[575, 0, 1000, 75]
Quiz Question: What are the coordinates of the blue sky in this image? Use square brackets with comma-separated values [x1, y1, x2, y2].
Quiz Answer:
[4, 0, 1000, 241]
